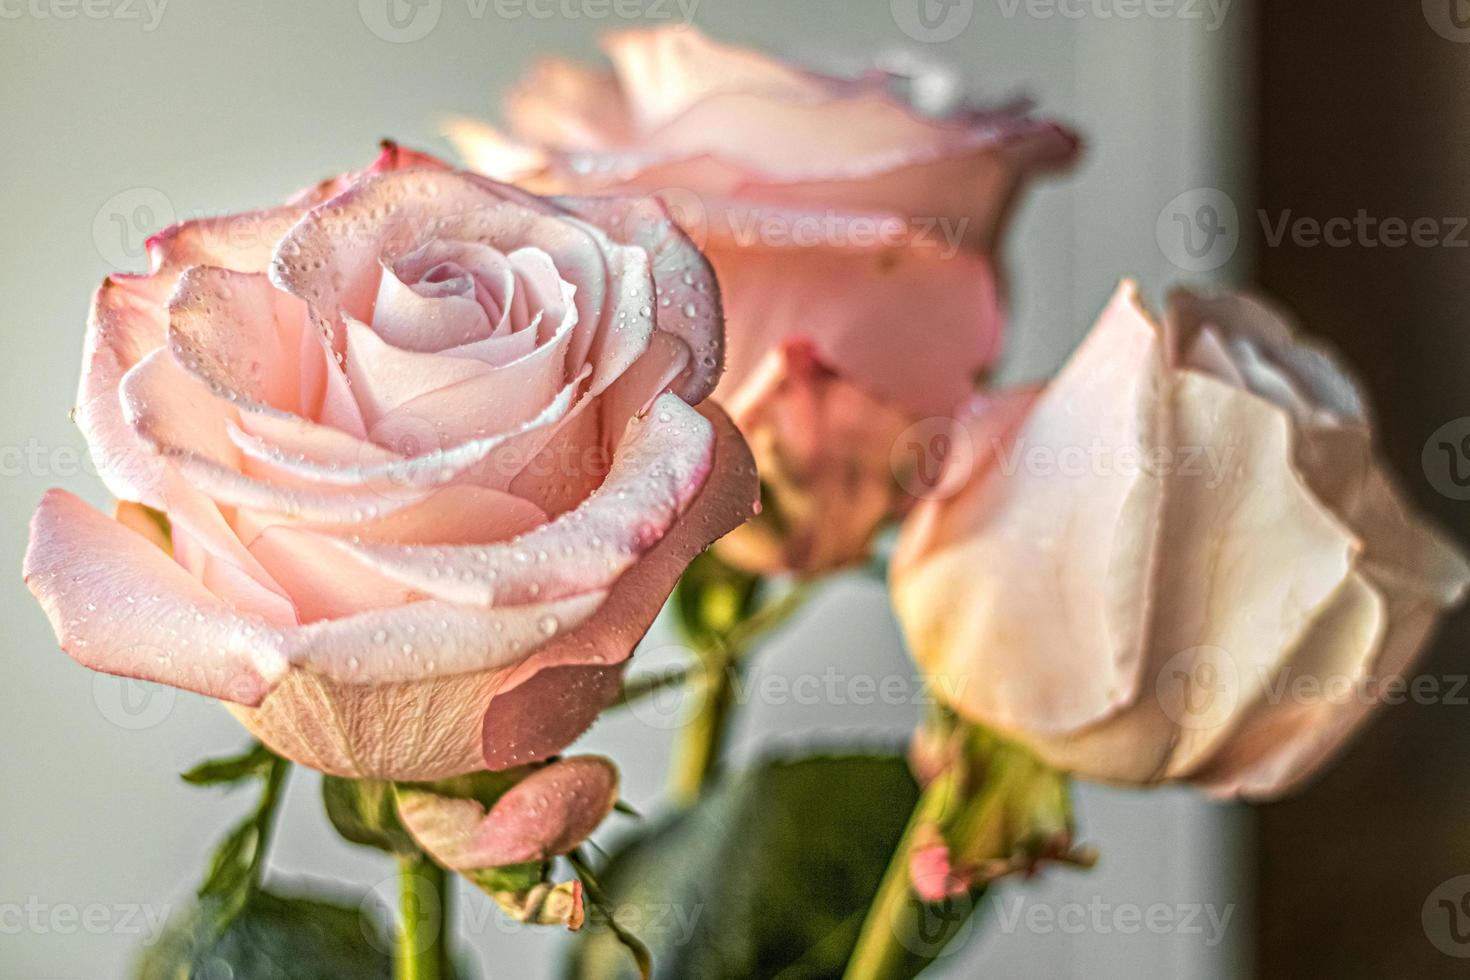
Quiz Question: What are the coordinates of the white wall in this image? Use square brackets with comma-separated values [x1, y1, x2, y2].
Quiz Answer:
[0, 1, 1252, 976]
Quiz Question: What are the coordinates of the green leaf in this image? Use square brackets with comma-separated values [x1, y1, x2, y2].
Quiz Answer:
[322, 777, 422, 856]
[198, 819, 261, 905]
[565, 753, 941, 980]
[135, 890, 392, 980]
[181, 740, 276, 786]
[188, 747, 290, 931]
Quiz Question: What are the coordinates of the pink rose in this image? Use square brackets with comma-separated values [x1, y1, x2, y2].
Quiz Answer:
[452, 27, 1077, 574]
[892, 281, 1469, 798]
[714, 340, 913, 575]
[24, 144, 757, 780]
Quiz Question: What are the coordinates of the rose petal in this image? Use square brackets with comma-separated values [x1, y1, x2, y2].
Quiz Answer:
[226, 666, 509, 778]
[709, 214, 1002, 418]
[313, 393, 720, 607]
[129, 340, 583, 521]
[486, 398, 758, 685]
[78, 277, 172, 506]
[602, 27, 828, 135]
[397, 756, 619, 868]
[892, 282, 1168, 734]
[717, 339, 914, 575]
[371, 256, 494, 353]
[168, 267, 312, 415]
[504, 57, 633, 151]
[363, 285, 578, 448]
[344, 317, 495, 427]
[286, 140, 454, 207]
[480, 664, 625, 769]
[555, 193, 723, 403]
[24, 490, 287, 705]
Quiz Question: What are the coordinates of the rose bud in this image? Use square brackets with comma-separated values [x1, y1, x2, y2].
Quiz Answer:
[450, 26, 1078, 574]
[396, 755, 620, 929]
[24, 145, 758, 781]
[892, 281, 1470, 798]
[714, 340, 913, 575]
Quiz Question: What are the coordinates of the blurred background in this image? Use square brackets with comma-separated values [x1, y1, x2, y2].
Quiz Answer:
[0, 0, 1463, 976]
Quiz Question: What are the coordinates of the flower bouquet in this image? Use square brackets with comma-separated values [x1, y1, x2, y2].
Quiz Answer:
[24, 26, 1467, 980]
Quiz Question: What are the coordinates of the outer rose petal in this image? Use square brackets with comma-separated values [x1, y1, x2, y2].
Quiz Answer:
[397, 756, 619, 869]
[78, 276, 172, 506]
[893, 283, 1168, 734]
[480, 400, 758, 769]
[463, 27, 1078, 254]
[504, 57, 633, 151]
[601, 27, 829, 135]
[286, 140, 452, 207]
[480, 664, 624, 770]
[24, 490, 287, 705]
[306, 393, 721, 608]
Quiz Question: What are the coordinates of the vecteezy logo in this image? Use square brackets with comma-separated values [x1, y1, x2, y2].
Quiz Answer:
[653, 187, 710, 250]
[892, 417, 975, 502]
[891, 0, 975, 42]
[1422, 418, 1470, 500]
[1155, 645, 1239, 731]
[93, 669, 176, 730]
[93, 187, 175, 270]
[360, 0, 442, 42]
[1423, 0, 1470, 41]
[624, 643, 702, 731]
[894, 883, 974, 959]
[1155, 188, 1239, 273]
[1423, 875, 1470, 957]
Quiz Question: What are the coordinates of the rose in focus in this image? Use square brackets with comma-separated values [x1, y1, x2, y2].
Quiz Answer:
[25, 144, 757, 780]
[892, 281, 1469, 797]
[452, 27, 1078, 575]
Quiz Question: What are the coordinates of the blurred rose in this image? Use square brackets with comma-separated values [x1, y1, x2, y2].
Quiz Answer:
[715, 340, 912, 574]
[25, 144, 757, 780]
[451, 27, 1077, 574]
[892, 281, 1469, 798]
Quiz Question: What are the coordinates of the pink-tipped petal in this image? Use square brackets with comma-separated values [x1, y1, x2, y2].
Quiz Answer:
[556, 193, 723, 403]
[481, 664, 625, 770]
[24, 490, 286, 705]
[398, 756, 619, 869]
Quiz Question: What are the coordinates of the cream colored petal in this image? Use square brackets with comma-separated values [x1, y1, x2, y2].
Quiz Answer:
[892, 282, 1169, 734]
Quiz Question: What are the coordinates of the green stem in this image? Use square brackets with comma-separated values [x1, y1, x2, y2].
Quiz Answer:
[667, 649, 738, 807]
[247, 754, 290, 892]
[667, 583, 814, 807]
[725, 582, 812, 650]
[396, 855, 452, 980]
[617, 663, 692, 708]
[842, 772, 969, 980]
